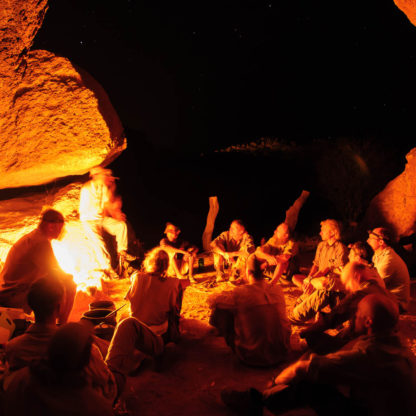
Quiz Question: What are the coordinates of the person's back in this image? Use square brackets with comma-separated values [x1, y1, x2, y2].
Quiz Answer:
[126, 271, 180, 331]
[222, 294, 416, 416]
[3, 323, 114, 416]
[6, 323, 57, 372]
[343, 331, 416, 416]
[0, 229, 58, 310]
[231, 284, 291, 366]
[4, 366, 113, 416]
[209, 254, 291, 367]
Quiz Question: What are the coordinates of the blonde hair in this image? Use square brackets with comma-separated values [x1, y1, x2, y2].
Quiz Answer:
[321, 219, 341, 241]
[142, 247, 169, 275]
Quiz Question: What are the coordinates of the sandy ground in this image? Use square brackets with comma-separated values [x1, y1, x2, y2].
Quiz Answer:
[69, 254, 416, 416]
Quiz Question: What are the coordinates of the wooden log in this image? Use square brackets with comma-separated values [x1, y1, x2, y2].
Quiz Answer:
[202, 196, 219, 251]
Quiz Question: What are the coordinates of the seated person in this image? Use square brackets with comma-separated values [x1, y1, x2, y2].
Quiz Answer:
[255, 222, 298, 284]
[160, 222, 199, 282]
[105, 248, 183, 376]
[221, 294, 416, 416]
[300, 260, 391, 354]
[292, 219, 348, 291]
[211, 219, 255, 283]
[367, 227, 410, 313]
[5, 277, 63, 372]
[207, 254, 291, 367]
[4, 277, 117, 402]
[289, 234, 352, 324]
[3, 323, 115, 416]
[289, 240, 370, 324]
[0, 208, 76, 324]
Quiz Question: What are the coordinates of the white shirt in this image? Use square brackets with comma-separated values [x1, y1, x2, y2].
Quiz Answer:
[79, 181, 110, 222]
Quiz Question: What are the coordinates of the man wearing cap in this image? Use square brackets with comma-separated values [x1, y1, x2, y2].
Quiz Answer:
[367, 227, 410, 312]
[0, 209, 76, 324]
[79, 167, 132, 279]
[160, 222, 199, 282]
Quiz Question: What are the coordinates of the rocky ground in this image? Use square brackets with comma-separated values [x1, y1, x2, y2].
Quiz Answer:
[69, 253, 416, 416]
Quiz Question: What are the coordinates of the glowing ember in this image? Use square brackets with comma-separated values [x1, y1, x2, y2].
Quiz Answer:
[52, 221, 105, 292]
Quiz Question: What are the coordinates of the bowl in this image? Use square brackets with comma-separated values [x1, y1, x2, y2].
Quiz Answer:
[81, 308, 116, 326]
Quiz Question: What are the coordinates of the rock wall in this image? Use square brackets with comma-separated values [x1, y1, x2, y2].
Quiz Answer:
[365, 148, 416, 238]
[0, 0, 126, 189]
[394, 0, 416, 26]
[363, 2, 416, 238]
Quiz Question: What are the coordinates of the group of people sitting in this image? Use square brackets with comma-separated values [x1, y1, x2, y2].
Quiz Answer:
[0, 166, 415, 415]
[1, 245, 184, 415]
[206, 218, 416, 415]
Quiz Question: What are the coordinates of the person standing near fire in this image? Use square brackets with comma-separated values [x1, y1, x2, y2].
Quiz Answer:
[79, 167, 134, 279]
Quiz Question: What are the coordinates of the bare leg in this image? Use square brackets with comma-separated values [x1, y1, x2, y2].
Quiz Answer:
[172, 256, 186, 279]
[188, 254, 195, 279]
[213, 253, 226, 281]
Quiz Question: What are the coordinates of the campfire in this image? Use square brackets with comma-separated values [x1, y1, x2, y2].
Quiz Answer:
[52, 220, 105, 292]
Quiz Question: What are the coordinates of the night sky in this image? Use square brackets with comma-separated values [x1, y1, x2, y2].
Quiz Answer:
[33, 0, 416, 151]
[32, 0, 416, 246]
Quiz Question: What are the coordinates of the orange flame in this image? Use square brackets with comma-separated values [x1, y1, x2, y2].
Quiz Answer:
[52, 221, 104, 292]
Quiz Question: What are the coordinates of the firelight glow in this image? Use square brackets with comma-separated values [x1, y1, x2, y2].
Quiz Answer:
[52, 221, 104, 292]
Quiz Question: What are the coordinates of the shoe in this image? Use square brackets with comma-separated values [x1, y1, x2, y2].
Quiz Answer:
[221, 388, 263, 416]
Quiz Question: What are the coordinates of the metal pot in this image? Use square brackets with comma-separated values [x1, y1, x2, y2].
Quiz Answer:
[81, 308, 117, 326]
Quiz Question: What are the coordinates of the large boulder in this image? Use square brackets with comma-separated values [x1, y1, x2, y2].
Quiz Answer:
[364, 148, 416, 238]
[394, 0, 416, 26]
[0, 0, 126, 190]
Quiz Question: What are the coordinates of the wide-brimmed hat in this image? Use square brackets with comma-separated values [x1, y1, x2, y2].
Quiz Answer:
[89, 166, 118, 180]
